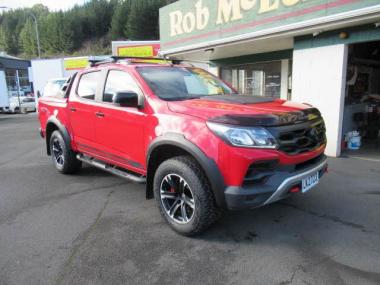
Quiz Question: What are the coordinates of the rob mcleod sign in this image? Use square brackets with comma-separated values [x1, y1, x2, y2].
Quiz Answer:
[159, 0, 380, 51]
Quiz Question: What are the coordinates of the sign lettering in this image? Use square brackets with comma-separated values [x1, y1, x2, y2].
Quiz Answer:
[117, 44, 160, 57]
[216, 0, 242, 24]
[161, 0, 378, 50]
[64, 58, 89, 70]
[169, 0, 313, 36]
[258, 0, 279, 14]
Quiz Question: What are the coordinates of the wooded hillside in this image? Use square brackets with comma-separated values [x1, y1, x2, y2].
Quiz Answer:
[0, 0, 175, 58]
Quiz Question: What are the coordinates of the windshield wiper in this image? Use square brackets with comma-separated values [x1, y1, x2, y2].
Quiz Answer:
[164, 93, 237, 101]
[165, 95, 203, 101]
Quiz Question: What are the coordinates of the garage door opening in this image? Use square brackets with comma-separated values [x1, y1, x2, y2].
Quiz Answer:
[342, 41, 380, 161]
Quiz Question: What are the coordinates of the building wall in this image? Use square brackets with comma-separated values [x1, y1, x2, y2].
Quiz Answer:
[0, 57, 31, 108]
[31, 59, 64, 97]
[292, 44, 348, 157]
[0, 70, 8, 108]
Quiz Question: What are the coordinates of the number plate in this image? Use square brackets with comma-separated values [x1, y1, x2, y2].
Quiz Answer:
[302, 172, 319, 193]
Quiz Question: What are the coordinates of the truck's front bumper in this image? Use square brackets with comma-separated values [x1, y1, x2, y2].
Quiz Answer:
[224, 156, 328, 210]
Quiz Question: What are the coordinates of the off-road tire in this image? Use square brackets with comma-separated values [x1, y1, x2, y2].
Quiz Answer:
[153, 155, 221, 236]
[49, 130, 82, 174]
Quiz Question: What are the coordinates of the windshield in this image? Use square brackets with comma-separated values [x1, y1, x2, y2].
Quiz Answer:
[137, 66, 235, 101]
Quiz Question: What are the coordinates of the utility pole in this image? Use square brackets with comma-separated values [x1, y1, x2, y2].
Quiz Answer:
[15, 70, 22, 113]
[28, 12, 41, 59]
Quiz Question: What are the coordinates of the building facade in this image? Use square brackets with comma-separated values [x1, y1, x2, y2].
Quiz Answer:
[0, 54, 31, 108]
[159, 0, 380, 157]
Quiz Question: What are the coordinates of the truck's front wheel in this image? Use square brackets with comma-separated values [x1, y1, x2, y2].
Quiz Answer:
[153, 156, 220, 236]
[49, 130, 82, 174]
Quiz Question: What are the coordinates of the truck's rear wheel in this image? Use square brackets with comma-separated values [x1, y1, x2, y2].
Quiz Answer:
[50, 130, 82, 174]
[153, 156, 220, 236]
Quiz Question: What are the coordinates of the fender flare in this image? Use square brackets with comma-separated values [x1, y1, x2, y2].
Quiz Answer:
[45, 116, 71, 155]
[147, 133, 226, 208]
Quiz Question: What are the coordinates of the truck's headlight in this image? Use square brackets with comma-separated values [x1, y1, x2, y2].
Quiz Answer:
[206, 122, 278, 149]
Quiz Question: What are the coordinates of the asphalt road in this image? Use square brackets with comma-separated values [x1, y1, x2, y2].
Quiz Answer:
[0, 113, 380, 285]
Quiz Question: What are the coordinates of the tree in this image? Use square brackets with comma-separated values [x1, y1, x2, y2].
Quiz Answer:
[126, 0, 174, 40]
[0, 5, 49, 56]
[110, 0, 131, 40]
[0, 0, 176, 57]
[82, 0, 116, 38]
[19, 19, 37, 56]
[0, 26, 10, 52]
[0, 11, 21, 54]
[41, 12, 74, 54]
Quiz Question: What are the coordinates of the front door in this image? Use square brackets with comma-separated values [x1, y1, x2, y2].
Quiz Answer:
[94, 69, 147, 173]
[68, 70, 101, 152]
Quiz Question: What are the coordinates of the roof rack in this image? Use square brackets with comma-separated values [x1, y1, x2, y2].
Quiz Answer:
[89, 56, 179, 67]
[88, 58, 115, 67]
[111, 56, 178, 63]
[88, 56, 208, 67]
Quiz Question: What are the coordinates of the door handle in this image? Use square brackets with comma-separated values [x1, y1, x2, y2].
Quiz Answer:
[95, 112, 105, 118]
[70, 107, 76, 112]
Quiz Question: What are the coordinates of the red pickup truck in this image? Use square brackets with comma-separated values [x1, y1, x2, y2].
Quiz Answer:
[38, 57, 327, 236]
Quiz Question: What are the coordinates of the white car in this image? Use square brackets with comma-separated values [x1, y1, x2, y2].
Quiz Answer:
[2, 96, 37, 113]
[42, 78, 68, 97]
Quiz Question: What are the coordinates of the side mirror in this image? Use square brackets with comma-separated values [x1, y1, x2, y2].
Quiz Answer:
[113, 91, 141, 108]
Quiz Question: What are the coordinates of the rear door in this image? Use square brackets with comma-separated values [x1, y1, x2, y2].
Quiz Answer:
[68, 70, 101, 151]
[94, 69, 147, 173]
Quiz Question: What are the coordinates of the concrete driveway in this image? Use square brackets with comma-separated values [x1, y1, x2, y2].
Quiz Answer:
[0, 113, 379, 285]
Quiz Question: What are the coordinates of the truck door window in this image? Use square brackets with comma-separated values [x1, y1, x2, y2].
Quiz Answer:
[77, 71, 100, 100]
[103, 70, 141, 103]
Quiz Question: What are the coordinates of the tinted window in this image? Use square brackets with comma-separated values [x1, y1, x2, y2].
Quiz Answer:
[77, 71, 100, 100]
[103, 70, 140, 102]
[137, 66, 234, 101]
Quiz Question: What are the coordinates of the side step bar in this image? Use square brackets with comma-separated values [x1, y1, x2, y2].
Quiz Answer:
[76, 154, 146, 184]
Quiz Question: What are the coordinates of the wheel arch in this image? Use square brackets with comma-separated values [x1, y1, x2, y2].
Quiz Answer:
[45, 116, 71, 155]
[146, 133, 226, 208]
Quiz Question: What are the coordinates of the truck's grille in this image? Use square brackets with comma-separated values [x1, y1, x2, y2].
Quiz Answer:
[269, 120, 326, 155]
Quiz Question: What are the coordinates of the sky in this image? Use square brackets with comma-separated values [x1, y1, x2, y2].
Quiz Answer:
[0, 0, 87, 11]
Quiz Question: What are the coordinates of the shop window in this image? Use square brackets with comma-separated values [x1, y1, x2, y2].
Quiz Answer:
[5, 69, 17, 97]
[17, 69, 32, 95]
[5, 69, 32, 98]
[221, 61, 282, 98]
